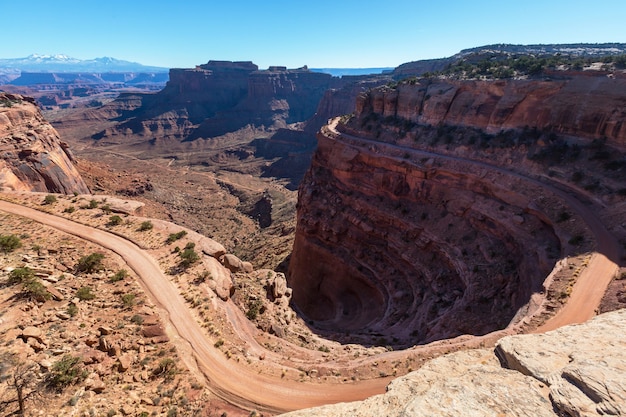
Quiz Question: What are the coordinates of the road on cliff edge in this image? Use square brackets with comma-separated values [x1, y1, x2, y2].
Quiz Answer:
[326, 119, 621, 332]
[0, 199, 387, 414]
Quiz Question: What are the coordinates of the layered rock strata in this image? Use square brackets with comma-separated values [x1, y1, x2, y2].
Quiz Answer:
[281, 308, 626, 417]
[356, 75, 626, 148]
[289, 123, 564, 345]
[0, 93, 89, 193]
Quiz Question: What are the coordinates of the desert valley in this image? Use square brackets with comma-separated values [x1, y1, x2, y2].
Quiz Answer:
[1, 44, 626, 416]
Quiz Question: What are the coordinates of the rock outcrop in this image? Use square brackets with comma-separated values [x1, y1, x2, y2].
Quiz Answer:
[86, 61, 337, 143]
[281, 309, 626, 417]
[356, 75, 626, 148]
[0, 93, 89, 193]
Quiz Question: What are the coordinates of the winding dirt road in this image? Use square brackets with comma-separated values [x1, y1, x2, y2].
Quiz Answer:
[0, 121, 621, 413]
[0, 199, 387, 414]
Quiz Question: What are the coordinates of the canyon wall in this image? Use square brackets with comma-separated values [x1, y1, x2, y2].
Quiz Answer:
[356, 75, 626, 149]
[288, 123, 567, 345]
[288, 73, 626, 346]
[0, 93, 89, 194]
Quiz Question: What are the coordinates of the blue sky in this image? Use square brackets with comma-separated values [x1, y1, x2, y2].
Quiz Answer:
[2, 0, 624, 69]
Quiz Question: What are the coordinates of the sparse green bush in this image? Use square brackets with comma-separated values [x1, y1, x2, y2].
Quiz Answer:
[110, 269, 128, 282]
[179, 247, 199, 268]
[246, 299, 263, 320]
[130, 314, 144, 325]
[22, 278, 50, 302]
[100, 204, 112, 214]
[138, 221, 153, 231]
[76, 286, 95, 301]
[88, 199, 99, 209]
[166, 230, 187, 244]
[67, 303, 78, 317]
[153, 358, 178, 381]
[64, 205, 76, 213]
[121, 293, 136, 308]
[8, 267, 34, 285]
[75, 253, 105, 274]
[46, 355, 87, 390]
[108, 215, 123, 226]
[0, 234, 21, 252]
[43, 194, 57, 205]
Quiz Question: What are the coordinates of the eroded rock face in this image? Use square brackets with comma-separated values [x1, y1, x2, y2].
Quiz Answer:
[356, 75, 626, 148]
[289, 126, 561, 345]
[0, 93, 89, 193]
[281, 309, 626, 417]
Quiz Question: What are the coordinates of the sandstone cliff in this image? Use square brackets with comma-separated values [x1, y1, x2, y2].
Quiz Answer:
[0, 93, 89, 193]
[356, 75, 626, 149]
[85, 61, 338, 143]
[281, 308, 626, 417]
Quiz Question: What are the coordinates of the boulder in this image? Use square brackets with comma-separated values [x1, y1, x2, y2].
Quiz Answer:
[117, 354, 132, 372]
[496, 309, 626, 417]
[142, 324, 166, 338]
[222, 254, 245, 273]
[21, 326, 43, 343]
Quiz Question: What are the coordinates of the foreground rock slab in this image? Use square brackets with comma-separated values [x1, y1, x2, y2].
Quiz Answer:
[496, 308, 626, 416]
[282, 309, 626, 417]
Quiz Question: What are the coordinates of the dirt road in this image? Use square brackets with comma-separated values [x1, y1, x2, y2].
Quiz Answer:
[0, 199, 387, 414]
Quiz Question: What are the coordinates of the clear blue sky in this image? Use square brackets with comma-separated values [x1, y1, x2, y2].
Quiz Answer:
[2, 0, 624, 69]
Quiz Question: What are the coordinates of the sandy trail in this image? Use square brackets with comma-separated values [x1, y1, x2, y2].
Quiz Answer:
[0, 122, 620, 413]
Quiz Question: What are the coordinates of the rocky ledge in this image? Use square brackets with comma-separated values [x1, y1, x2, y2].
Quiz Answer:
[0, 93, 89, 193]
[281, 308, 626, 416]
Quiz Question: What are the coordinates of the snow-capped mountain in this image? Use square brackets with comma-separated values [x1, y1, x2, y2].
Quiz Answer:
[0, 54, 168, 73]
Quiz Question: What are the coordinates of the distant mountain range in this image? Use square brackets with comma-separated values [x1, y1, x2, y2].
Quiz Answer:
[0, 54, 169, 73]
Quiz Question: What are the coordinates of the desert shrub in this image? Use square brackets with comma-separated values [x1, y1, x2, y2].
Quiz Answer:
[46, 355, 87, 390]
[88, 199, 99, 209]
[100, 204, 112, 214]
[22, 278, 50, 302]
[67, 303, 78, 317]
[179, 248, 199, 268]
[166, 230, 187, 244]
[557, 211, 571, 223]
[76, 286, 95, 301]
[8, 267, 34, 284]
[246, 299, 263, 320]
[121, 293, 136, 308]
[138, 221, 153, 231]
[130, 314, 144, 325]
[108, 215, 123, 226]
[64, 205, 76, 213]
[43, 194, 57, 205]
[110, 269, 128, 282]
[153, 358, 178, 380]
[75, 253, 105, 274]
[0, 234, 21, 252]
